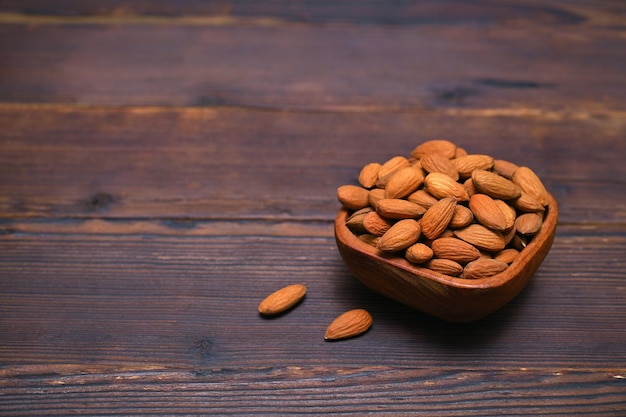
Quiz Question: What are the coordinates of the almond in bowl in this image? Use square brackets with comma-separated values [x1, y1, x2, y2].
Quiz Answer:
[335, 140, 558, 323]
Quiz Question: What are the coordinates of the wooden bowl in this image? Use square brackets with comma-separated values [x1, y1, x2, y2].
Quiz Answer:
[334, 194, 558, 323]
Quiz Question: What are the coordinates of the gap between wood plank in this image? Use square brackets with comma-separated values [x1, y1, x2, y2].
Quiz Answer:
[0, 102, 623, 122]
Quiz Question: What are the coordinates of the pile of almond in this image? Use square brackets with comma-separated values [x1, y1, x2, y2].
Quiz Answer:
[338, 139, 551, 279]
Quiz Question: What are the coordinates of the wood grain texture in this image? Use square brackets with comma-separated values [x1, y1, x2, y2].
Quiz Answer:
[1, 367, 624, 416]
[1, 106, 624, 224]
[1, 226, 625, 369]
[1, 1, 625, 415]
[0, 22, 624, 112]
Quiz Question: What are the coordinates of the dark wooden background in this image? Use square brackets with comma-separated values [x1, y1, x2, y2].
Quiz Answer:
[1, 1, 625, 415]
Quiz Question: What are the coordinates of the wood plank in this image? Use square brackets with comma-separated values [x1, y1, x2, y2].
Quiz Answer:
[0, 367, 624, 416]
[0, 22, 624, 111]
[1, 106, 625, 224]
[0, 0, 623, 26]
[1, 225, 625, 369]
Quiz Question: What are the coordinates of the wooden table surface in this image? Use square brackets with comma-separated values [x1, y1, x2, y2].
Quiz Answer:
[1, 1, 625, 415]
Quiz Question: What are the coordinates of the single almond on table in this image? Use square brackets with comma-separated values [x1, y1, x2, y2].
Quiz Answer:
[325, 309, 373, 341]
[377, 219, 421, 252]
[471, 169, 522, 200]
[431, 237, 481, 264]
[469, 193, 508, 232]
[385, 166, 424, 199]
[258, 284, 307, 316]
[411, 139, 457, 159]
[420, 197, 457, 240]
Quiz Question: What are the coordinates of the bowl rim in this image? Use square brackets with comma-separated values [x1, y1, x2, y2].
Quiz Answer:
[335, 193, 558, 290]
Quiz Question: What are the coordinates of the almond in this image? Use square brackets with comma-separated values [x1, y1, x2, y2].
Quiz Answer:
[424, 172, 469, 201]
[324, 309, 373, 341]
[453, 223, 506, 252]
[377, 156, 410, 183]
[358, 162, 381, 189]
[345, 207, 374, 234]
[405, 243, 434, 264]
[407, 189, 438, 209]
[424, 258, 463, 277]
[471, 169, 522, 200]
[362, 211, 394, 236]
[377, 219, 421, 252]
[515, 212, 543, 236]
[512, 191, 545, 213]
[368, 188, 386, 207]
[420, 197, 457, 240]
[494, 248, 520, 264]
[448, 205, 474, 229]
[337, 185, 370, 210]
[258, 284, 307, 316]
[455, 147, 468, 158]
[469, 193, 508, 232]
[494, 199, 517, 230]
[453, 154, 494, 179]
[411, 139, 457, 159]
[493, 159, 519, 179]
[512, 166, 549, 206]
[385, 166, 424, 199]
[463, 177, 477, 197]
[420, 152, 459, 181]
[463, 258, 508, 279]
[375, 198, 426, 219]
[431, 237, 481, 264]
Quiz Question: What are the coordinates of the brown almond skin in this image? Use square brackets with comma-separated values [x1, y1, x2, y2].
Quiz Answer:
[431, 237, 481, 264]
[377, 219, 421, 252]
[337, 185, 370, 210]
[378, 156, 410, 181]
[407, 189, 438, 209]
[512, 166, 549, 206]
[449, 205, 474, 229]
[493, 159, 519, 179]
[325, 309, 373, 341]
[362, 211, 394, 236]
[368, 188, 386, 207]
[424, 172, 469, 201]
[420, 197, 457, 240]
[512, 191, 545, 213]
[375, 198, 426, 219]
[453, 154, 494, 179]
[358, 162, 381, 189]
[471, 170, 522, 200]
[420, 152, 459, 181]
[494, 248, 520, 264]
[424, 258, 463, 277]
[515, 212, 544, 236]
[258, 284, 307, 316]
[463, 259, 508, 279]
[411, 139, 457, 159]
[345, 207, 374, 234]
[405, 243, 434, 264]
[385, 166, 424, 199]
[453, 223, 506, 252]
[469, 193, 508, 232]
